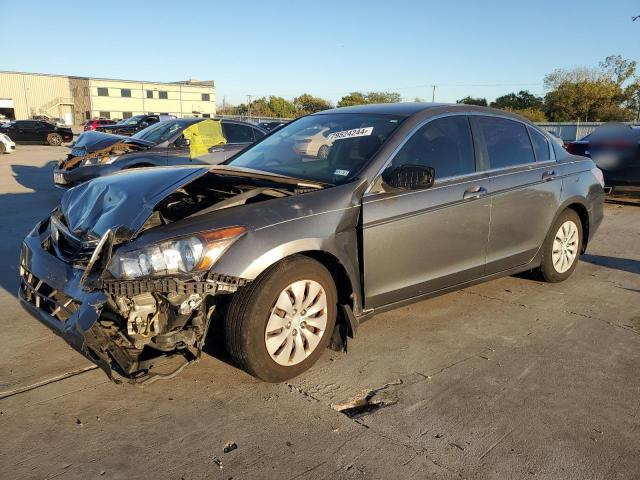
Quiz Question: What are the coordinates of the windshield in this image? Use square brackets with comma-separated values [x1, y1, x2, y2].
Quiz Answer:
[120, 116, 144, 126]
[131, 120, 186, 144]
[226, 113, 403, 184]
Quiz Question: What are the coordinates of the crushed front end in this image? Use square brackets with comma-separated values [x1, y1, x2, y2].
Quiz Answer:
[19, 213, 247, 383]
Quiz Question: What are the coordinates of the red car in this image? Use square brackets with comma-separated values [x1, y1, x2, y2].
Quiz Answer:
[83, 119, 117, 131]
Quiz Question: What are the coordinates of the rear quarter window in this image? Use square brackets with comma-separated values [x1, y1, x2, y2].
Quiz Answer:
[528, 127, 551, 161]
[478, 116, 535, 169]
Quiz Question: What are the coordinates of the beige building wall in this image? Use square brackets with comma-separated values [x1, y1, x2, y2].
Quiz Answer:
[0, 72, 73, 121]
[0, 72, 215, 124]
[87, 79, 216, 120]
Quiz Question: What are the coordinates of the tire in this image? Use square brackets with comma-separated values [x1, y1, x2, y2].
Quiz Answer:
[317, 145, 330, 160]
[225, 255, 337, 382]
[47, 133, 62, 146]
[537, 209, 582, 283]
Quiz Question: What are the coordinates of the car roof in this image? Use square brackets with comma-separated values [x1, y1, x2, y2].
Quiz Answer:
[316, 102, 449, 117]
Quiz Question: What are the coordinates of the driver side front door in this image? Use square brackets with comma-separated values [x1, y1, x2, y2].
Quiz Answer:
[362, 115, 491, 309]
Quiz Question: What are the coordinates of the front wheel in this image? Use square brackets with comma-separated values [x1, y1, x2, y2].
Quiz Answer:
[47, 133, 62, 146]
[537, 209, 582, 283]
[225, 255, 337, 382]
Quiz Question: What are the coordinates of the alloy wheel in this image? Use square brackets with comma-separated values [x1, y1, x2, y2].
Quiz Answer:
[552, 220, 579, 273]
[264, 279, 328, 366]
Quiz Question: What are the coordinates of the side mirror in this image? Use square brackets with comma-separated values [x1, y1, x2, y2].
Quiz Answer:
[139, 122, 149, 129]
[382, 165, 435, 190]
[175, 137, 190, 148]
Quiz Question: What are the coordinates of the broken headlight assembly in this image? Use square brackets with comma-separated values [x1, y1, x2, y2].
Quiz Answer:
[82, 155, 119, 166]
[108, 226, 247, 279]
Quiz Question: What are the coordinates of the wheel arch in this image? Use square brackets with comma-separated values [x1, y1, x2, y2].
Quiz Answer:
[553, 197, 590, 253]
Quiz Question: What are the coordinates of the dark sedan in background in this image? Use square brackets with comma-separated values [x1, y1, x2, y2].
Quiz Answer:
[0, 120, 74, 146]
[22, 103, 604, 383]
[96, 114, 177, 136]
[53, 118, 266, 187]
[565, 123, 640, 191]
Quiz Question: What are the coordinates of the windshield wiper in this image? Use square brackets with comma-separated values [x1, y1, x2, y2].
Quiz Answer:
[210, 165, 327, 189]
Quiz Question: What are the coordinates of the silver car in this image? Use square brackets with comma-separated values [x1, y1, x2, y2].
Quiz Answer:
[19, 103, 605, 383]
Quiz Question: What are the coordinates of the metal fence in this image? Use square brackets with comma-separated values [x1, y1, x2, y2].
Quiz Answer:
[536, 122, 640, 142]
[215, 114, 292, 125]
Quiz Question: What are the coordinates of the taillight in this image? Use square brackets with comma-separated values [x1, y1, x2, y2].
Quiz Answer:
[565, 143, 574, 153]
[591, 167, 605, 188]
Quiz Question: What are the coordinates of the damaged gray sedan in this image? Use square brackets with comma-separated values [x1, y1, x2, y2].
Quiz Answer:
[19, 103, 605, 382]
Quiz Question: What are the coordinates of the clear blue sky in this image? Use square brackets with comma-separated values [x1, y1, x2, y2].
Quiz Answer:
[2, 0, 638, 106]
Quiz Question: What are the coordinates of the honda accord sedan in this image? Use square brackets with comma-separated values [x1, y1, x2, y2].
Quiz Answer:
[19, 103, 605, 383]
[53, 118, 267, 187]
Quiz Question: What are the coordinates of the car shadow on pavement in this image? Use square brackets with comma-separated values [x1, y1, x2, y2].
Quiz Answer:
[581, 254, 640, 275]
[0, 161, 62, 299]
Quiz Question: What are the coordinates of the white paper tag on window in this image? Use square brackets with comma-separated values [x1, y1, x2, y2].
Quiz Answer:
[334, 169, 350, 176]
[328, 127, 373, 141]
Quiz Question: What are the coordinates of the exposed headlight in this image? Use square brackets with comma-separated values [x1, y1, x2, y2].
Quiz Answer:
[108, 226, 247, 279]
[82, 155, 119, 166]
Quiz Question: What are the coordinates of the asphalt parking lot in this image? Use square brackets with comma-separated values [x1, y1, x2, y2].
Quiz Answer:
[0, 145, 638, 480]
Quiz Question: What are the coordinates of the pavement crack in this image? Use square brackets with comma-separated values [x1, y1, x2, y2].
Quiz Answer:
[565, 310, 640, 338]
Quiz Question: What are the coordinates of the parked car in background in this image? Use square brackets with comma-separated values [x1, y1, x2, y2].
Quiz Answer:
[53, 118, 266, 187]
[0, 114, 12, 125]
[565, 123, 640, 191]
[0, 120, 73, 145]
[22, 103, 604, 383]
[0, 132, 16, 153]
[96, 114, 177, 136]
[291, 126, 332, 159]
[258, 121, 289, 131]
[84, 119, 117, 131]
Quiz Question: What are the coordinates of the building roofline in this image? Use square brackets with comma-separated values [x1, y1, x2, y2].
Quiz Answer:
[0, 70, 214, 87]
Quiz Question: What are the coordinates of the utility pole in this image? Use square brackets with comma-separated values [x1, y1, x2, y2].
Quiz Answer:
[246, 94, 253, 119]
[431, 85, 436, 103]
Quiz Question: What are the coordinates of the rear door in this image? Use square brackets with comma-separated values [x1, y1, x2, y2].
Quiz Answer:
[204, 122, 258, 163]
[362, 115, 491, 308]
[473, 116, 562, 274]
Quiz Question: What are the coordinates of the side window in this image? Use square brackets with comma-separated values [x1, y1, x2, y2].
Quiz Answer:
[121, 88, 132, 98]
[528, 127, 551, 162]
[223, 123, 255, 143]
[146, 116, 159, 124]
[159, 91, 168, 99]
[39, 122, 54, 130]
[478, 117, 535, 169]
[389, 116, 475, 179]
[146, 90, 153, 99]
[252, 128, 266, 141]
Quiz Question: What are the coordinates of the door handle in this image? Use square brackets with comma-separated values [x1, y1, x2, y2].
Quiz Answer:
[210, 148, 225, 153]
[542, 170, 556, 181]
[463, 186, 487, 200]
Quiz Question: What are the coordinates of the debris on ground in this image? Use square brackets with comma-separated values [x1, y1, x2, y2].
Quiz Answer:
[223, 442, 238, 454]
[212, 457, 223, 469]
[75, 418, 83, 426]
[332, 379, 403, 419]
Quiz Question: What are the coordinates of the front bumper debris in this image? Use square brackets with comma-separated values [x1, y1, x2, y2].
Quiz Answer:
[18, 219, 248, 383]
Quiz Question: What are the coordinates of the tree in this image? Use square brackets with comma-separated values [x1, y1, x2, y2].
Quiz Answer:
[268, 96, 296, 118]
[337, 91, 401, 107]
[543, 56, 639, 121]
[456, 96, 488, 107]
[508, 107, 547, 122]
[293, 94, 332, 116]
[490, 90, 543, 110]
[337, 92, 369, 107]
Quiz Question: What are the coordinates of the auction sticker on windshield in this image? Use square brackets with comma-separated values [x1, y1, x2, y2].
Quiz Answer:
[328, 127, 373, 141]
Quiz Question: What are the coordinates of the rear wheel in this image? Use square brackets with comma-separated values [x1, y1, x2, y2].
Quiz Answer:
[317, 145, 330, 160]
[47, 133, 62, 146]
[537, 209, 582, 283]
[225, 255, 337, 382]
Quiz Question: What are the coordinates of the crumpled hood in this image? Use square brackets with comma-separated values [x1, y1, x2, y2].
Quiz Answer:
[60, 166, 210, 239]
[72, 131, 151, 155]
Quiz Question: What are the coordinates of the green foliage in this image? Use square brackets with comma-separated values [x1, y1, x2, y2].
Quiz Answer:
[293, 94, 332, 116]
[337, 91, 401, 107]
[507, 108, 547, 122]
[490, 90, 543, 111]
[543, 56, 638, 121]
[456, 96, 488, 107]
